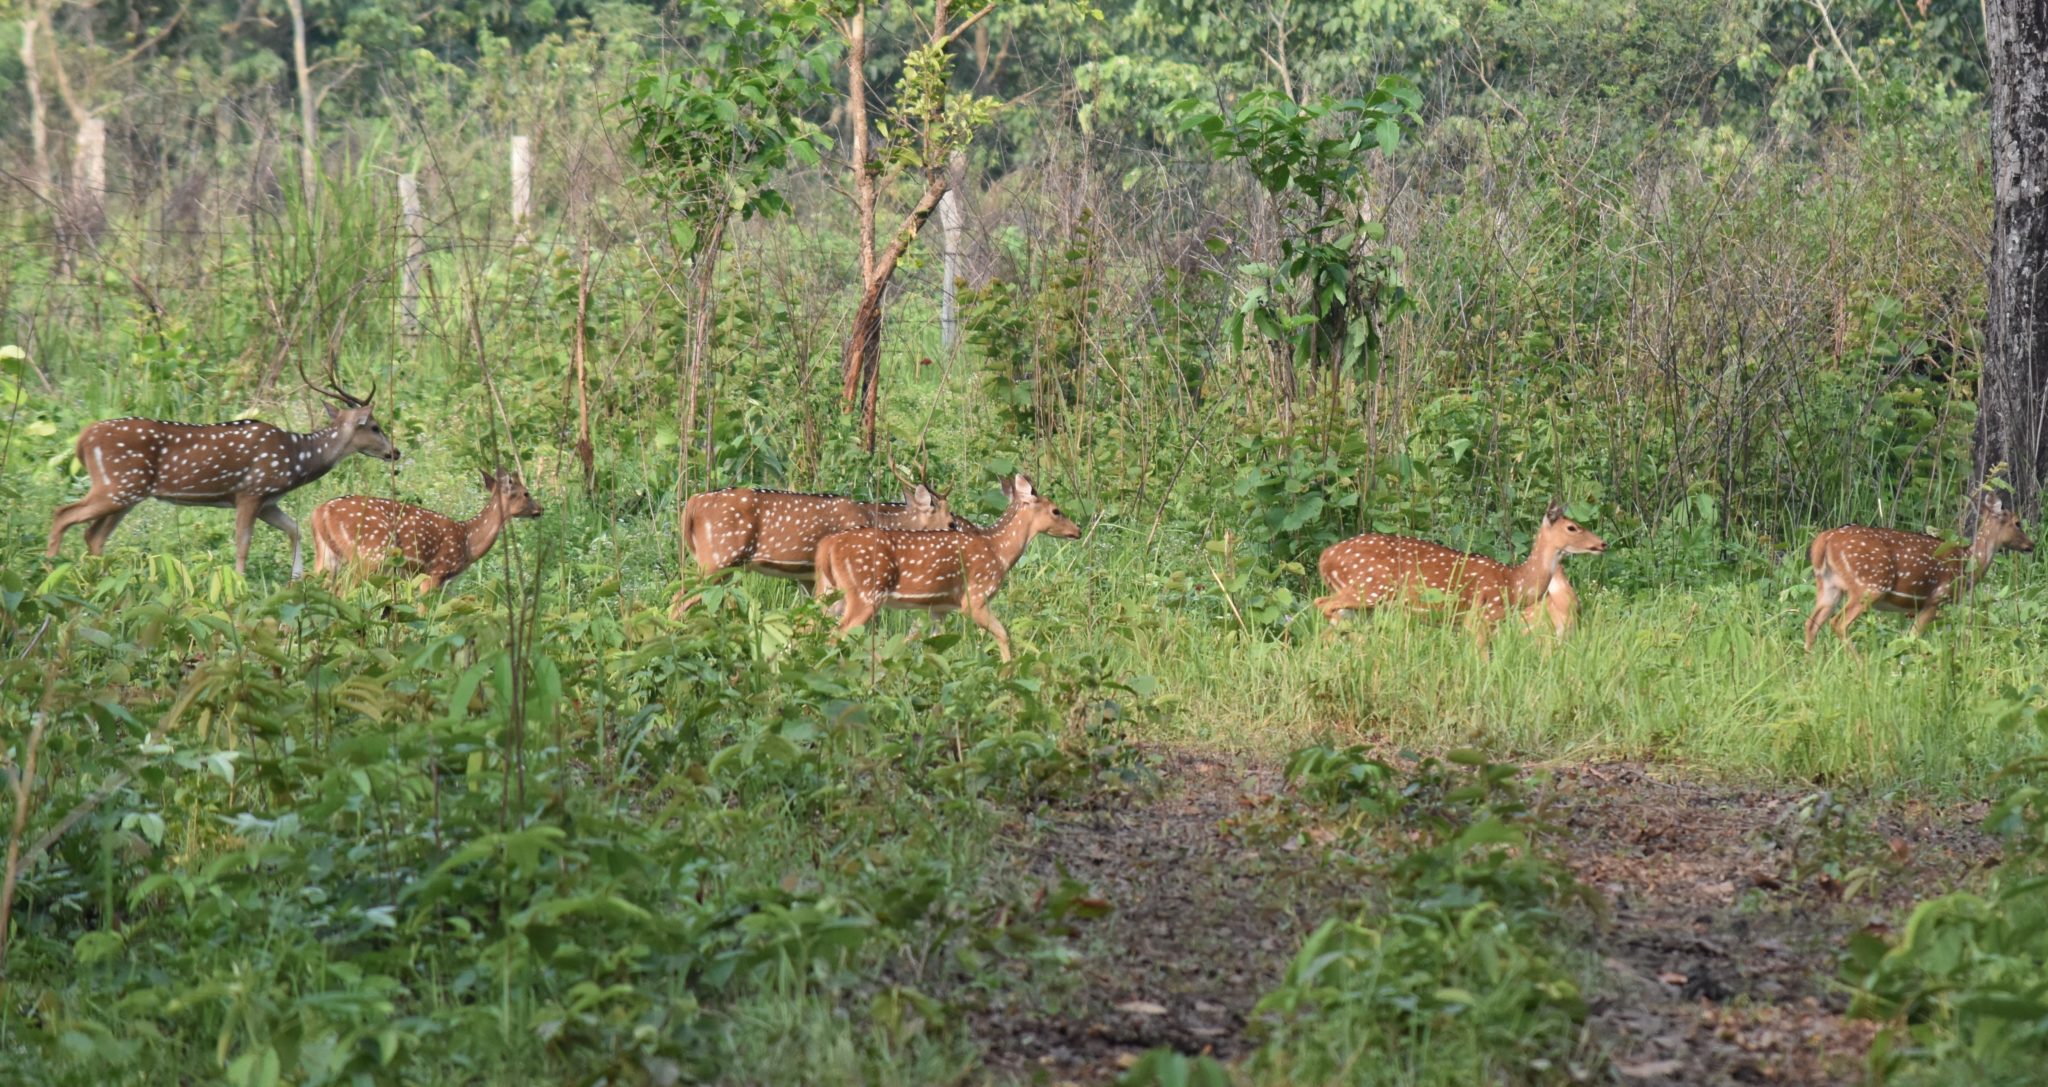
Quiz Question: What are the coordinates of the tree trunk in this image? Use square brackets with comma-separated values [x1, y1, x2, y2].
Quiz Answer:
[68, 116, 105, 250]
[681, 215, 729, 507]
[840, 2, 877, 417]
[20, 20, 50, 199]
[399, 172, 424, 340]
[510, 135, 533, 244]
[285, 0, 318, 194]
[939, 151, 967, 351]
[1975, 0, 2048, 514]
[573, 243, 594, 495]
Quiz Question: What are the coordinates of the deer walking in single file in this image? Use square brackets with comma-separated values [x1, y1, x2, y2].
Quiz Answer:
[308, 469, 544, 590]
[1804, 493, 2033, 651]
[1315, 501, 1606, 648]
[46, 378, 398, 577]
[672, 482, 959, 615]
[814, 474, 1080, 661]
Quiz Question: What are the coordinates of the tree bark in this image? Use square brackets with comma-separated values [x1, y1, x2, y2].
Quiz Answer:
[20, 20, 51, 198]
[1975, 0, 2048, 514]
[939, 151, 967, 350]
[573, 243, 594, 495]
[399, 172, 424, 339]
[284, 0, 318, 194]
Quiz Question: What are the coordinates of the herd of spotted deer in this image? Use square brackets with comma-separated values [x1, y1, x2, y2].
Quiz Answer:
[39, 374, 2040, 658]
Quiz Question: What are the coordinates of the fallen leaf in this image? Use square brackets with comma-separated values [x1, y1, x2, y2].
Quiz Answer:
[1616, 1058, 1685, 1078]
[1657, 972, 1689, 986]
[1116, 1000, 1168, 1016]
[1114, 1052, 1141, 1069]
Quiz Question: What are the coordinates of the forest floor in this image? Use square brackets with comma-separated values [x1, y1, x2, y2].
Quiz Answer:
[971, 752, 1992, 1086]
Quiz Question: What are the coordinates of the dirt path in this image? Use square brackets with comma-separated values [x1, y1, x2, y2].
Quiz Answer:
[971, 753, 1990, 1085]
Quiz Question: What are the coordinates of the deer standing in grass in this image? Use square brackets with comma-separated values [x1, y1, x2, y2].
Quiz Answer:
[1315, 501, 1606, 648]
[672, 483, 960, 615]
[814, 474, 1080, 661]
[1804, 494, 2034, 651]
[46, 380, 399, 577]
[308, 470, 544, 590]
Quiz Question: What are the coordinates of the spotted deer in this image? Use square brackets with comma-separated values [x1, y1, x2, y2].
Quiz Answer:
[1804, 494, 2034, 651]
[46, 379, 399, 577]
[1525, 569, 1578, 636]
[813, 474, 1081, 661]
[1315, 501, 1607, 647]
[308, 470, 544, 590]
[672, 483, 961, 615]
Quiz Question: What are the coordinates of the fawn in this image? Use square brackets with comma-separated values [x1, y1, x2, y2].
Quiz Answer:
[1804, 494, 2033, 650]
[814, 474, 1080, 661]
[1315, 501, 1606, 647]
[308, 469, 543, 590]
[673, 483, 960, 615]
[47, 380, 398, 577]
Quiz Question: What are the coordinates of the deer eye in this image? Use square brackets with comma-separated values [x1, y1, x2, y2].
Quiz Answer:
[1567, 524, 1580, 532]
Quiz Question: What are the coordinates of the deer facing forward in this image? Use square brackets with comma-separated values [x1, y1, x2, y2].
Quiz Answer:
[814, 474, 1080, 661]
[673, 483, 959, 615]
[1316, 501, 1606, 647]
[47, 387, 399, 577]
[309, 470, 544, 590]
[1804, 494, 2033, 651]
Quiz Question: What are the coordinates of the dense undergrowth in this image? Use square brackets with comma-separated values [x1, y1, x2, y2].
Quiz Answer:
[6, 0, 2048, 1080]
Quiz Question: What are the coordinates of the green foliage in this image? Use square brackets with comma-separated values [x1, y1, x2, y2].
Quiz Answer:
[1176, 80, 1422, 387]
[1252, 751, 1591, 1083]
[617, 0, 838, 255]
[1845, 688, 2048, 1084]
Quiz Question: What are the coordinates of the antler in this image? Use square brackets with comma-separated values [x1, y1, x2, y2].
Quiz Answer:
[294, 355, 370, 408]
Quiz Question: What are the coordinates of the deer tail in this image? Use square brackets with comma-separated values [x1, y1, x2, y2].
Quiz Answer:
[1809, 531, 1829, 577]
[679, 498, 701, 570]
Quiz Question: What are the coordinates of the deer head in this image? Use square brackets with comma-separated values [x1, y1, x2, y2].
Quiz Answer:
[1540, 499, 1605, 555]
[1001, 474, 1081, 539]
[1976, 493, 2034, 554]
[902, 483, 957, 530]
[485, 469, 545, 520]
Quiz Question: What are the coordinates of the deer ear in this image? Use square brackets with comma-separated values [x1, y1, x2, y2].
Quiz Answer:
[1013, 474, 1037, 500]
[1000, 476, 1016, 500]
[480, 469, 497, 491]
[1544, 499, 1566, 524]
[325, 401, 343, 422]
[909, 484, 936, 511]
[1989, 494, 2006, 515]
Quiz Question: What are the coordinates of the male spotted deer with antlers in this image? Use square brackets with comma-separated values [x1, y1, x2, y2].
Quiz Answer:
[308, 469, 544, 590]
[814, 474, 1081, 661]
[1804, 493, 2034, 651]
[46, 374, 399, 577]
[1315, 501, 1606, 648]
[671, 481, 962, 615]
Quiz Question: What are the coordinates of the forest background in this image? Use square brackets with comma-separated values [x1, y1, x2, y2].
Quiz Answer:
[5, 0, 2048, 1083]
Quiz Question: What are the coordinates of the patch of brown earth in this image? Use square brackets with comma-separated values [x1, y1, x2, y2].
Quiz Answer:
[968, 755, 1991, 1086]
[970, 753, 1321, 1084]
[1549, 762, 1990, 1085]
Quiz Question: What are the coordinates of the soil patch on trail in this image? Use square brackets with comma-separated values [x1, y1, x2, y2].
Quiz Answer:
[1551, 763, 1991, 1085]
[970, 753, 1330, 1084]
[968, 754, 1992, 1085]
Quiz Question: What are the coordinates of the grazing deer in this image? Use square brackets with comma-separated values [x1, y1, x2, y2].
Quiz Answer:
[814, 473, 1081, 661]
[1315, 501, 1606, 647]
[1804, 494, 2034, 651]
[672, 483, 960, 615]
[308, 469, 544, 590]
[47, 380, 398, 577]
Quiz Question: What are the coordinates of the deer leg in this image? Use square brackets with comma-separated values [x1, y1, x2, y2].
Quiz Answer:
[257, 504, 304, 579]
[833, 590, 879, 640]
[965, 595, 1012, 662]
[48, 495, 128, 557]
[1910, 602, 1942, 637]
[1314, 592, 1359, 626]
[82, 505, 134, 555]
[231, 495, 263, 574]
[1804, 576, 1843, 652]
[1832, 592, 1877, 651]
[670, 565, 737, 618]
